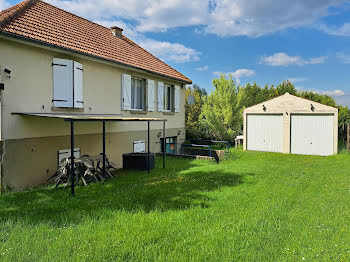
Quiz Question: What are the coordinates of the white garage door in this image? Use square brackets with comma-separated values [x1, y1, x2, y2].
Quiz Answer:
[247, 114, 283, 153]
[291, 114, 333, 156]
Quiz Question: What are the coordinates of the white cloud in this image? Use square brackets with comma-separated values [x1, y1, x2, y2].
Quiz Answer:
[309, 56, 328, 64]
[300, 88, 346, 97]
[213, 69, 255, 82]
[47, 0, 347, 38]
[321, 89, 345, 97]
[0, 0, 9, 10]
[318, 23, 350, 37]
[205, 0, 347, 37]
[335, 95, 350, 107]
[260, 53, 327, 66]
[94, 19, 200, 63]
[48, 0, 209, 33]
[231, 69, 255, 80]
[336, 52, 350, 63]
[195, 65, 209, 71]
[140, 39, 200, 63]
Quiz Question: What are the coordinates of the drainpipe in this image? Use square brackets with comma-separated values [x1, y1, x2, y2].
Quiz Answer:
[0, 70, 3, 194]
[0, 66, 4, 194]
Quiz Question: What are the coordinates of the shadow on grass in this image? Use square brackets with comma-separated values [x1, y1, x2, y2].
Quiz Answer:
[0, 157, 252, 225]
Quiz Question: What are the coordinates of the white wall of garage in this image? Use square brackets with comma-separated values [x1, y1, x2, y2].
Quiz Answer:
[243, 93, 338, 156]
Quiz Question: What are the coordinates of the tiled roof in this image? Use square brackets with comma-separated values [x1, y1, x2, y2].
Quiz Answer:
[0, 0, 192, 83]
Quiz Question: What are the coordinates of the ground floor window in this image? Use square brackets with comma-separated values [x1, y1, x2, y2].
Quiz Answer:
[133, 140, 146, 153]
[160, 137, 177, 154]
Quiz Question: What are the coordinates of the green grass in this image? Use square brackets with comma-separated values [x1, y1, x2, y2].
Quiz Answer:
[1, 150, 350, 261]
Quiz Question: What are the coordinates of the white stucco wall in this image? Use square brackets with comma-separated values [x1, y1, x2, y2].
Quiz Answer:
[0, 37, 187, 140]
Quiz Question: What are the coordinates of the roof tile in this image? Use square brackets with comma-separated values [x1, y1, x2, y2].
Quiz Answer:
[0, 0, 192, 83]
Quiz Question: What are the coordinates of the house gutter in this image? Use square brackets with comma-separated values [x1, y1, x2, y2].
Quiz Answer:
[0, 31, 193, 85]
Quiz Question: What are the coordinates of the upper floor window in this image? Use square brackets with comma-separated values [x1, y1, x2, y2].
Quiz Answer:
[164, 84, 174, 112]
[122, 74, 181, 113]
[157, 82, 181, 113]
[122, 74, 155, 112]
[131, 77, 146, 110]
[52, 58, 83, 108]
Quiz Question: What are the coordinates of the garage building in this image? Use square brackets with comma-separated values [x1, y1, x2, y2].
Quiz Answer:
[243, 93, 338, 156]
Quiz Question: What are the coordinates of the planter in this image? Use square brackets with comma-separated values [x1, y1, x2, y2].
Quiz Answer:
[180, 148, 225, 162]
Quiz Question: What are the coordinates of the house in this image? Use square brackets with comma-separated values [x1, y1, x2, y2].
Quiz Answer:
[0, 0, 191, 191]
[243, 93, 338, 156]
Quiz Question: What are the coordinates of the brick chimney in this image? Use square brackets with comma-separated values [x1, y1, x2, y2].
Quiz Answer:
[110, 26, 123, 38]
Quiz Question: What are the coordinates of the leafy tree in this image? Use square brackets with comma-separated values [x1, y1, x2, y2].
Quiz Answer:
[237, 82, 266, 109]
[185, 84, 207, 139]
[274, 80, 298, 96]
[298, 91, 336, 107]
[200, 74, 241, 142]
[339, 106, 350, 126]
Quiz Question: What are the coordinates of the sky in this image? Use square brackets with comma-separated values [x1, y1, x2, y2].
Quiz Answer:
[2, 0, 350, 106]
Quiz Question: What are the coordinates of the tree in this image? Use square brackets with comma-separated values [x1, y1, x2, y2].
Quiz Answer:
[274, 80, 298, 96]
[200, 74, 241, 142]
[237, 82, 266, 109]
[298, 91, 336, 107]
[339, 106, 350, 126]
[185, 84, 207, 139]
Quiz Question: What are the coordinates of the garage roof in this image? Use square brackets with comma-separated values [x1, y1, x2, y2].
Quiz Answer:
[244, 93, 338, 113]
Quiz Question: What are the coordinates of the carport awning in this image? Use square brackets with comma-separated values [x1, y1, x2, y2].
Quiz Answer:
[12, 112, 167, 196]
[11, 112, 166, 122]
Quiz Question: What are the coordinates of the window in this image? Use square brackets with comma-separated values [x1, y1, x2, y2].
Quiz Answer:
[164, 84, 174, 111]
[58, 148, 80, 167]
[122, 75, 154, 112]
[131, 77, 146, 110]
[160, 137, 177, 154]
[133, 140, 146, 153]
[52, 58, 83, 108]
[157, 82, 180, 113]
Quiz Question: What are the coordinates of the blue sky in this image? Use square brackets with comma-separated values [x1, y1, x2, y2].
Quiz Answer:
[2, 0, 350, 105]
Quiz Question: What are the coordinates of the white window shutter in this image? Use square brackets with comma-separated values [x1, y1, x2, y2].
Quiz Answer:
[53, 58, 73, 108]
[157, 81, 164, 112]
[73, 61, 83, 108]
[140, 140, 146, 152]
[147, 79, 155, 112]
[122, 74, 131, 110]
[175, 85, 180, 112]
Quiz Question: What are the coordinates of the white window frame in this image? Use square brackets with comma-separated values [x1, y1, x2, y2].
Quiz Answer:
[131, 76, 146, 111]
[133, 140, 146, 153]
[163, 84, 174, 112]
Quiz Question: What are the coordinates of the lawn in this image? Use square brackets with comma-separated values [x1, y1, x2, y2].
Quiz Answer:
[0, 149, 350, 261]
